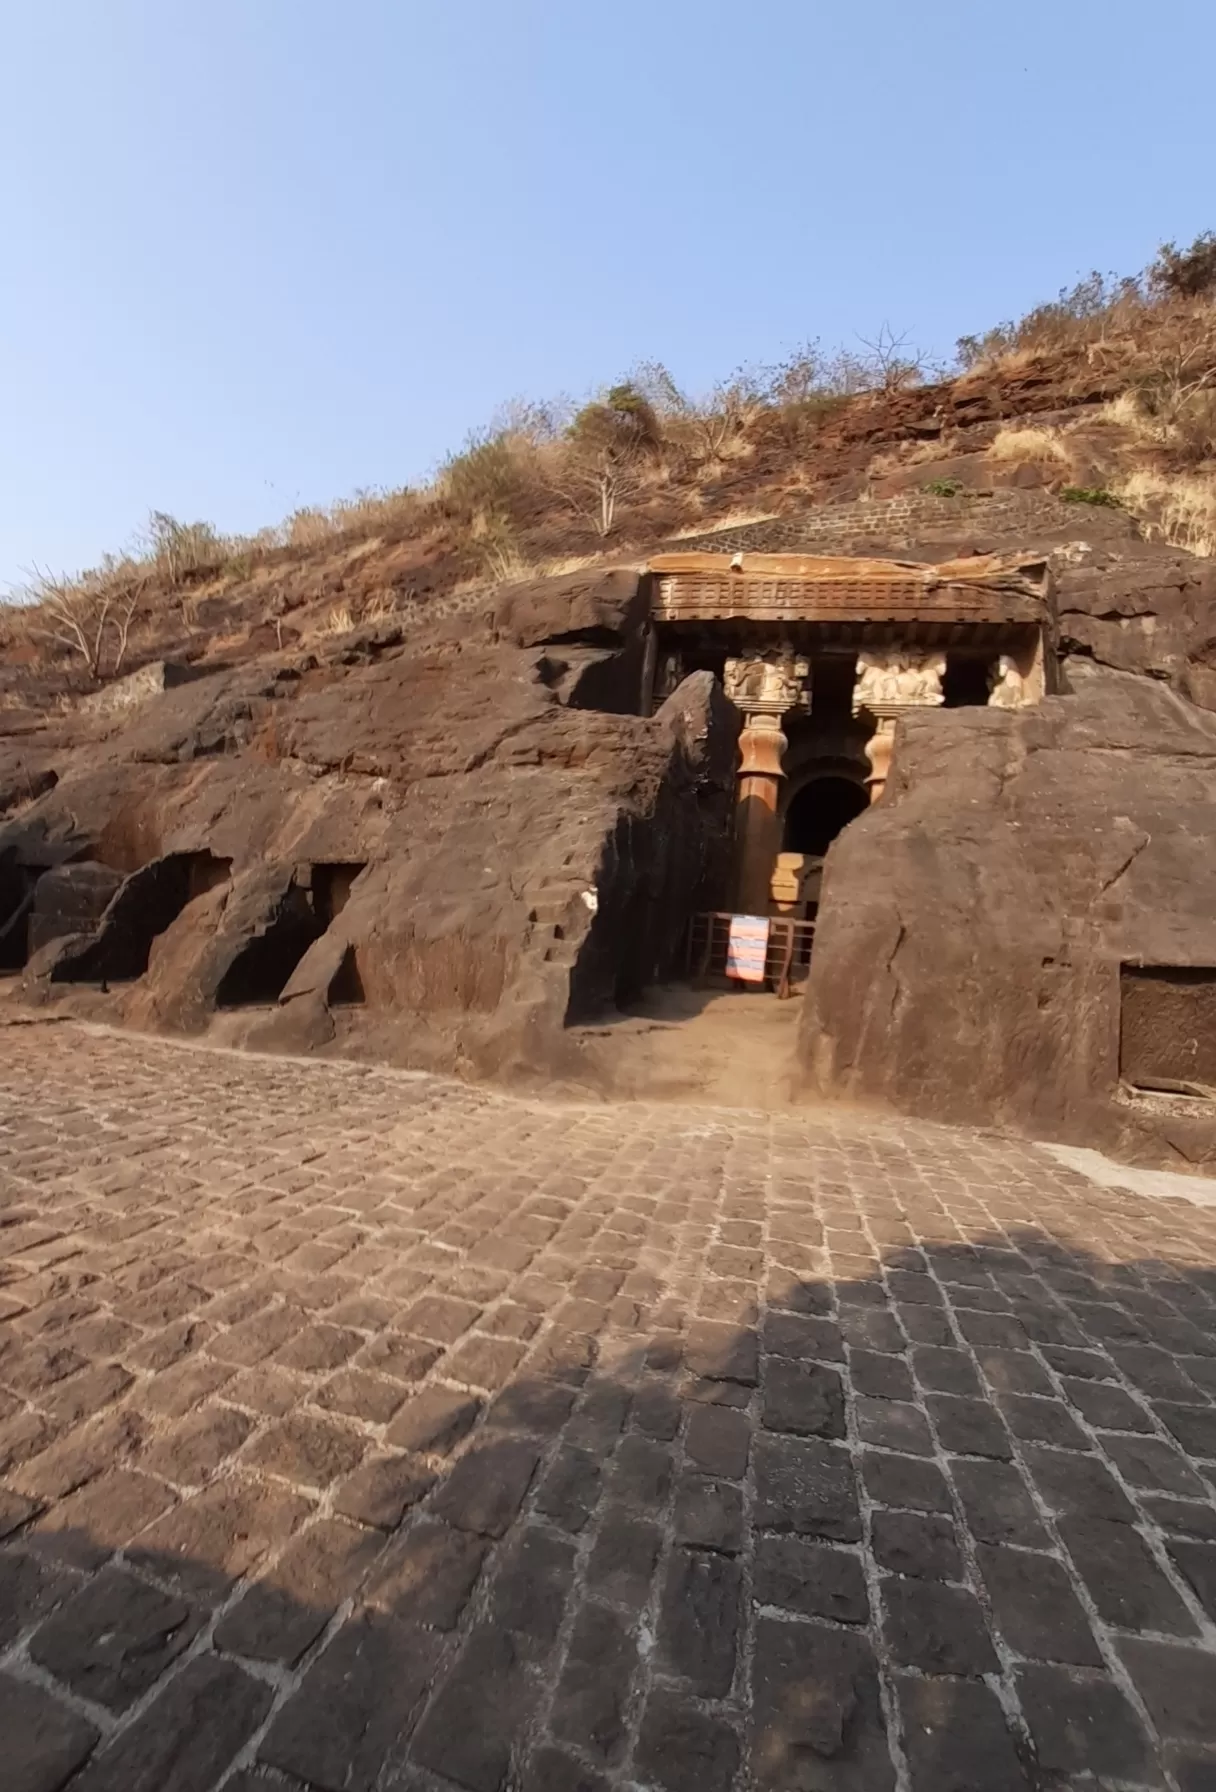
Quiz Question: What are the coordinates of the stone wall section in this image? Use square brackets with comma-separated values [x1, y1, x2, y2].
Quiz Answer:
[662, 490, 1097, 557]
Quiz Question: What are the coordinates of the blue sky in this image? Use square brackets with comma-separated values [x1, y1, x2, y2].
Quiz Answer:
[2, 0, 1214, 587]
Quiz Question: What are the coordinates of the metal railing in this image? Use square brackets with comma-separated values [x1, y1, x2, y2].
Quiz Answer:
[685, 911, 816, 1000]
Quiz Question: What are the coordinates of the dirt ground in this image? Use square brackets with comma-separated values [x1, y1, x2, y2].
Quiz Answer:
[576, 982, 808, 1109]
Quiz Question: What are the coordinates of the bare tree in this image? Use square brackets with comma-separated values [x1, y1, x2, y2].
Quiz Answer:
[27, 567, 147, 681]
[856, 324, 928, 391]
[549, 440, 644, 537]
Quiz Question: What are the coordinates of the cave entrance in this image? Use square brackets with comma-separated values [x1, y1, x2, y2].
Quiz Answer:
[783, 776, 869, 858]
[216, 887, 324, 1008]
[942, 653, 996, 708]
[52, 851, 233, 983]
[0, 855, 43, 971]
[312, 863, 366, 927]
[328, 944, 366, 1006]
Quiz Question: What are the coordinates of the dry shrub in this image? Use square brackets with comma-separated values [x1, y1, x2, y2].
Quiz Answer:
[956, 272, 1145, 371]
[1117, 470, 1216, 556]
[987, 426, 1070, 465]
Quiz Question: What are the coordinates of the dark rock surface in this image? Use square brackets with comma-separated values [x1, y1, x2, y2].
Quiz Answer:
[0, 569, 737, 1084]
[801, 669, 1216, 1167]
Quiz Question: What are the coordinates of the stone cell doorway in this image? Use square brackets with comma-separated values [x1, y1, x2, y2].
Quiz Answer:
[783, 775, 868, 857]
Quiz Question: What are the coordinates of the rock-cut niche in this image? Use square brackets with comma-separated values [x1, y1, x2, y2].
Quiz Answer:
[52, 852, 232, 983]
[215, 862, 366, 1009]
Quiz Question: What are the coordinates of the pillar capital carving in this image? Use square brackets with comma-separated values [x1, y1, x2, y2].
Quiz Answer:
[725, 654, 808, 717]
[988, 654, 1029, 709]
[852, 650, 946, 716]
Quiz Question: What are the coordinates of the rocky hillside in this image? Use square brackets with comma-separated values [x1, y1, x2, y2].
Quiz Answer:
[2, 239, 1216, 1174]
[4, 238, 1216, 709]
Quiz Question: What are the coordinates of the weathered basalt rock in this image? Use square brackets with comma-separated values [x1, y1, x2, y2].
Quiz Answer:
[0, 570, 737, 1085]
[800, 670, 1216, 1168]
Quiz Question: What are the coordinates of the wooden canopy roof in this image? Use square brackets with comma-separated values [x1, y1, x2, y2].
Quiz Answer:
[648, 551, 1051, 626]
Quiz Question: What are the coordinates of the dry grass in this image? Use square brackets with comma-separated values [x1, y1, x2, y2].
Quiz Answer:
[666, 508, 779, 539]
[987, 425, 1070, 465]
[1117, 470, 1216, 556]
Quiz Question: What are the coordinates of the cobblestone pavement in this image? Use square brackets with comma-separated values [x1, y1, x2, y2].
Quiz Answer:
[4, 1024, 1216, 1792]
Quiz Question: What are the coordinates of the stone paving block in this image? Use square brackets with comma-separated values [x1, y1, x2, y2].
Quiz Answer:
[762, 1358, 846, 1438]
[1059, 1514, 1198, 1635]
[1022, 1442, 1138, 1522]
[25, 1468, 176, 1572]
[856, 1395, 933, 1456]
[897, 1674, 1030, 1791]
[998, 1393, 1092, 1449]
[586, 1506, 662, 1609]
[485, 1377, 577, 1436]
[333, 1451, 437, 1530]
[314, 1364, 410, 1422]
[751, 1616, 894, 1791]
[860, 1449, 951, 1515]
[1146, 1496, 1216, 1542]
[490, 1524, 576, 1659]
[125, 1475, 313, 1603]
[13, 1407, 148, 1500]
[240, 1411, 367, 1487]
[882, 1577, 998, 1676]
[871, 1509, 961, 1581]
[261, 1612, 441, 1792]
[753, 1534, 869, 1623]
[1168, 1539, 1216, 1623]
[851, 1349, 915, 1401]
[0, 1671, 99, 1792]
[207, 1303, 308, 1366]
[976, 1544, 1102, 1664]
[73, 1654, 273, 1792]
[606, 1432, 673, 1508]
[755, 1433, 862, 1540]
[1155, 1402, 1216, 1461]
[535, 1444, 602, 1532]
[1120, 1639, 1216, 1747]
[430, 1436, 540, 1536]
[658, 1547, 740, 1696]
[386, 1384, 482, 1453]
[139, 1402, 255, 1485]
[927, 1393, 1012, 1459]
[1016, 1664, 1158, 1784]
[134, 1354, 235, 1416]
[672, 1472, 744, 1554]
[633, 1688, 741, 1792]
[683, 1401, 750, 1478]
[948, 1457, 1049, 1547]
[0, 1546, 79, 1648]
[362, 1517, 489, 1628]
[214, 1516, 386, 1664]
[669, 1319, 756, 1387]
[358, 1330, 442, 1384]
[1060, 1375, 1153, 1430]
[521, 1745, 611, 1792]
[412, 1625, 537, 1792]
[29, 1566, 202, 1710]
[550, 1600, 638, 1764]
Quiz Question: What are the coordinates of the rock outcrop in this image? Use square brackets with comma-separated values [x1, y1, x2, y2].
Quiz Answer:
[800, 669, 1216, 1168]
[0, 569, 737, 1084]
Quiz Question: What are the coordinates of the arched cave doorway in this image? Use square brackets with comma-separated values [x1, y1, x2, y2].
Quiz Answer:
[783, 776, 868, 857]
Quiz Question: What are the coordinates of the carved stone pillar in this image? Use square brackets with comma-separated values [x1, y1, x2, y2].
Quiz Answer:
[852, 650, 946, 804]
[725, 655, 807, 914]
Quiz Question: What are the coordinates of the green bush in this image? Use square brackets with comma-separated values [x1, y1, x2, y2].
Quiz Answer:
[1060, 485, 1122, 507]
[922, 477, 964, 498]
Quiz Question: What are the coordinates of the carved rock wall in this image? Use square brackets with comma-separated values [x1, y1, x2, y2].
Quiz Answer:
[0, 571, 737, 1083]
[799, 671, 1216, 1168]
